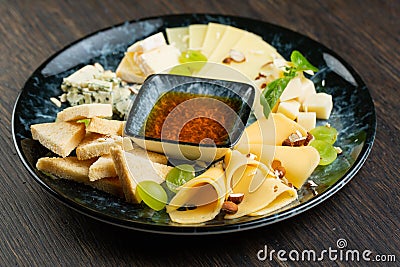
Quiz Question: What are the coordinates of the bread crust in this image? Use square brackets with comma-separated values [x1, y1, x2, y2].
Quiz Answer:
[31, 122, 85, 157]
[56, 103, 112, 122]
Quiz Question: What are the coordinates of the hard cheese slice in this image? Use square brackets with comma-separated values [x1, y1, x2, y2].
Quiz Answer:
[188, 24, 207, 50]
[208, 26, 246, 62]
[166, 26, 189, 52]
[227, 33, 281, 80]
[201, 23, 227, 57]
[166, 164, 227, 224]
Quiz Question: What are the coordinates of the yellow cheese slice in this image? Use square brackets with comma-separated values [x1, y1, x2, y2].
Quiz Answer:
[236, 144, 320, 189]
[208, 26, 246, 62]
[201, 23, 227, 57]
[227, 33, 282, 80]
[166, 164, 227, 224]
[224, 150, 296, 219]
[235, 113, 308, 150]
[188, 24, 207, 50]
[166, 26, 189, 52]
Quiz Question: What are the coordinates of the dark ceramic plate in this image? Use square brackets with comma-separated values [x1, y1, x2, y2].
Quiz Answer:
[12, 14, 376, 235]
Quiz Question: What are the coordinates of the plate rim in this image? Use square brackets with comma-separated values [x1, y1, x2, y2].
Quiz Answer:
[12, 13, 377, 235]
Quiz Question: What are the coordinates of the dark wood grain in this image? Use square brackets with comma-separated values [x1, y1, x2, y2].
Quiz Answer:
[1, 0, 399, 266]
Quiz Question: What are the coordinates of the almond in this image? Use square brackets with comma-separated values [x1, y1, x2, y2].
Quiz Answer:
[227, 193, 244, 204]
[229, 49, 245, 63]
[221, 201, 238, 215]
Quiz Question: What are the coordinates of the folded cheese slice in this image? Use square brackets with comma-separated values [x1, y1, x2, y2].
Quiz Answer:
[235, 144, 320, 189]
[235, 113, 308, 150]
[166, 163, 227, 224]
[224, 150, 297, 219]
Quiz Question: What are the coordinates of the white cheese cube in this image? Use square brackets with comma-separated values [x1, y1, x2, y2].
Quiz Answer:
[296, 112, 316, 131]
[277, 99, 301, 120]
[302, 93, 333, 119]
[136, 45, 180, 75]
[298, 77, 317, 104]
[280, 77, 303, 101]
[127, 32, 166, 53]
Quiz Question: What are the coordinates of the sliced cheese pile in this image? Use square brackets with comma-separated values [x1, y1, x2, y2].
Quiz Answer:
[116, 23, 333, 122]
[116, 23, 283, 85]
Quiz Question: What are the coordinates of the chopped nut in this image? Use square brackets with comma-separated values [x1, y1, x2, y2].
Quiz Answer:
[275, 166, 286, 178]
[221, 201, 238, 215]
[50, 97, 61, 108]
[261, 61, 273, 69]
[222, 57, 233, 64]
[255, 72, 267, 80]
[261, 83, 267, 89]
[229, 49, 245, 63]
[334, 146, 343, 154]
[282, 132, 308, 147]
[271, 160, 282, 170]
[246, 153, 257, 160]
[325, 123, 331, 128]
[227, 193, 244, 204]
[304, 132, 314, 146]
[307, 180, 318, 187]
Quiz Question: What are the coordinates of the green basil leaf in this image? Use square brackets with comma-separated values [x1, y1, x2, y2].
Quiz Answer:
[290, 50, 319, 72]
[260, 77, 291, 118]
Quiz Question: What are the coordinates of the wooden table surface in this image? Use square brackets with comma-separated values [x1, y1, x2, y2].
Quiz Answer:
[1, 0, 399, 266]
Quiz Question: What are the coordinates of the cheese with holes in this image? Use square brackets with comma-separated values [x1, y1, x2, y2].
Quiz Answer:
[302, 93, 333, 119]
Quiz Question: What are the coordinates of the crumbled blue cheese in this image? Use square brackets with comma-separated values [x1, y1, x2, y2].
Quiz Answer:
[60, 63, 137, 118]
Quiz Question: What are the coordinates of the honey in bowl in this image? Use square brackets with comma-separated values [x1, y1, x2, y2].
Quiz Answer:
[142, 91, 243, 146]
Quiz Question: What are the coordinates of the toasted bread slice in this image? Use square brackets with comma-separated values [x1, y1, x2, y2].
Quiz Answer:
[89, 177, 124, 198]
[36, 156, 123, 198]
[56, 103, 112, 122]
[36, 156, 96, 182]
[110, 147, 172, 203]
[89, 155, 116, 181]
[76, 133, 133, 160]
[86, 117, 125, 136]
[88, 145, 168, 181]
[31, 122, 85, 157]
[127, 143, 168, 165]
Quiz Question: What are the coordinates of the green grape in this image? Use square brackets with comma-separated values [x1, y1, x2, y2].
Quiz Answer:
[169, 65, 192, 76]
[136, 181, 168, 211]
[310, 140, 337, 166]
[166, 164, 195, 193]
[310, 125, 338, 145]
[179, 50, 207, 63]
